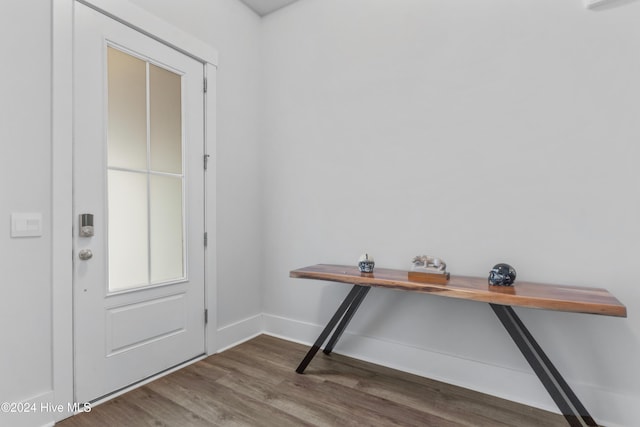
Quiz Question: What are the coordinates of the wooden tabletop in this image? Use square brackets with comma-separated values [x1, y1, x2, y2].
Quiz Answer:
[290, 264, 627, 317]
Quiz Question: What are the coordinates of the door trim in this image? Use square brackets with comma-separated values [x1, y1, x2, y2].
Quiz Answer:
[52, 0, 217, 420]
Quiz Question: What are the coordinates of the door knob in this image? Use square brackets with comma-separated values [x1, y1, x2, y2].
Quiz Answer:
[78, 249, 93, 261]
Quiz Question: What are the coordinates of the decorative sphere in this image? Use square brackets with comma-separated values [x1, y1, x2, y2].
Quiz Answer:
[488, 263, 516, 286]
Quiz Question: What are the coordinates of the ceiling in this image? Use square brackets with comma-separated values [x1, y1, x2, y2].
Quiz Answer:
[239, 0, 301, 16]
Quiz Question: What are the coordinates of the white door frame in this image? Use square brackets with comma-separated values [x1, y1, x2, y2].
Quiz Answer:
[52, 0, 217, 419]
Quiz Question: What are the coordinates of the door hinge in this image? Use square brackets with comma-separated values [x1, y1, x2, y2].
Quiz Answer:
[203, 77, 208, 93]
[204, 231, 208, 247]
[204, 154, 210, 170]
[204, 309, 208, 324]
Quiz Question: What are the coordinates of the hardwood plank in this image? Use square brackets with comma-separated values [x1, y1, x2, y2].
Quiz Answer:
[58, 335, 569, 427]
[290, 264, 627, 317]
[239, 335, 562, 427]
[59, 390, 176, 427]
[120, 387, 213, 427]
[150, 370, 308, 427]
[208, 345, 460, 427]
[143, 376, 249, 426]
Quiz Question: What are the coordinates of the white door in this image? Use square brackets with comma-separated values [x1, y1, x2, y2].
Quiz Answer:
[73, 3, 206, 403]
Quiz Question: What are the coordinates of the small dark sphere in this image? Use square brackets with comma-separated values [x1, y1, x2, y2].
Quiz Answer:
[488, 263, 516, 286]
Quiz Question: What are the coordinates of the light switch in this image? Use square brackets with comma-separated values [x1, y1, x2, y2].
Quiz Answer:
[11, 213, 43, 237]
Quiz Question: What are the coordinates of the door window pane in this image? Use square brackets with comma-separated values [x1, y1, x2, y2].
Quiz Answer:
[106, 47, 185, 292]
[150, 175, 184, 283]
[108, 170, 149, 291]
[107, 47, 147, 170]
[149, 64, 183, 174]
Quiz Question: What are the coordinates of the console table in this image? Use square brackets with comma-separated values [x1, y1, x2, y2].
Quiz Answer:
[290, 264, 626, 427]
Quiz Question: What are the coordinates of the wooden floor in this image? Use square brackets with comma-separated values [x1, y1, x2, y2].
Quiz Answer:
[58, 335, 568, 427]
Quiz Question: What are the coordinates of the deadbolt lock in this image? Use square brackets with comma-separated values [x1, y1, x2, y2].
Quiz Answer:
[79, 213, 94, 237]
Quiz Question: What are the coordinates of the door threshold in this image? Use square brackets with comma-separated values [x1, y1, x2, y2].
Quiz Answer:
[81, 353, 207, 411]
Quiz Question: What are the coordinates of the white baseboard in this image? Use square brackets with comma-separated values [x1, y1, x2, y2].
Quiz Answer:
[215, 313, 264, 353]
[262, 312, 635, 427]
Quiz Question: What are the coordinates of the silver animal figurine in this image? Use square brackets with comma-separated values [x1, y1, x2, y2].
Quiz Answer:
[411, 255, 447, 274]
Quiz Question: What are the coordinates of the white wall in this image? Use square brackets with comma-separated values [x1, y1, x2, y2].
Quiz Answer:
[128, 0, 265, 347]
[0, 1, 55, 426]
[260, 1, 640, 426]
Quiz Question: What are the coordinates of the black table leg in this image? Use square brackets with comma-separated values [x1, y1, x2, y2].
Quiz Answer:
[323, 286, 370, 355]
[296, 285, 369, 374]
[490, 304, 597, 427]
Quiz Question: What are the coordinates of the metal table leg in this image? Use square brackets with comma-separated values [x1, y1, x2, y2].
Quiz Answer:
[490, 304, 597, 427]
[323, 286, 370, 355]
[296, 285, 370, 374]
